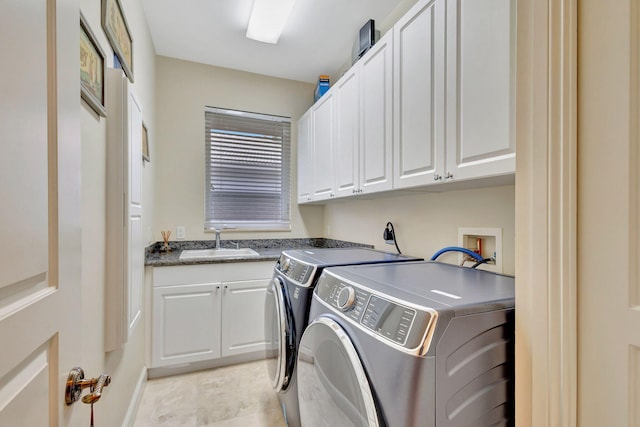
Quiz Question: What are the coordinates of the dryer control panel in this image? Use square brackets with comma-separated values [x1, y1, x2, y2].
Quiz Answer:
[277, 254, 315, 286]
[314, 271, 437, 354]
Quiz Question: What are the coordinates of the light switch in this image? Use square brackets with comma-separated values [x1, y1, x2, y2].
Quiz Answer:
[176, 226, 186, 239]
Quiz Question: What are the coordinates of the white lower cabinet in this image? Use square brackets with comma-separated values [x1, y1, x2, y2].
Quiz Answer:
[221, 279, 270, 357]
[153, 283, 221, 367]
[150, 261, 273, 368]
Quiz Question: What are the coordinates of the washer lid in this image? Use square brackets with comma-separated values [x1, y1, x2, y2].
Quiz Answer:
[297, 317, 380, 427]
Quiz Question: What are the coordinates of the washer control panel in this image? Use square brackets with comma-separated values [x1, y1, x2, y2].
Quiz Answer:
[315, 271, 435, 351]
[277, 254, 314, 286]
[361, 295, 416, 345]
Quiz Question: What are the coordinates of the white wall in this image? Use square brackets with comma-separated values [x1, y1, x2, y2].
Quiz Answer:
[153, 56, 323, 242]
[80, 0, 155, 424]
[324, 186, 515, 275]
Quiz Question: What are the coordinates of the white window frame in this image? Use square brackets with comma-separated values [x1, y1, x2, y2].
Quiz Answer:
[204, 106, 291, 231]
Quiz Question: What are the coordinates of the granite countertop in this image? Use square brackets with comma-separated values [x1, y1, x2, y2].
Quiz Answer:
[145, 238, 373, 267]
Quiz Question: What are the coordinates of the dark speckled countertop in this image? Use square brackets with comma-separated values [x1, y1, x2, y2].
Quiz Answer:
[145, 238, 373, 267]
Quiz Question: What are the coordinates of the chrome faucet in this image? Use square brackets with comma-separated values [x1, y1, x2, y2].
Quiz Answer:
[215, 228, 222, 248]
[213, 225, 237, 248]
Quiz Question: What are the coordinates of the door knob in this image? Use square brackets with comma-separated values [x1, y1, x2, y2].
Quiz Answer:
[65, 367, 111, 405]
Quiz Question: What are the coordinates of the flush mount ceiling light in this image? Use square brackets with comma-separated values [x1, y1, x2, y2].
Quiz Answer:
[245, 0, 297, 44]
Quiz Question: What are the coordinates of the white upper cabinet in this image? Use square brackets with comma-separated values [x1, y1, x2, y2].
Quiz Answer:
[334, 67, 360, 198]
[393, 0, 446, 189]
[444, 0, 515, 181]
[360, 31, 394, 194]
[297, 109, 312, 204]
[311, 90, 336, 200]
[296, 0, 514, 203]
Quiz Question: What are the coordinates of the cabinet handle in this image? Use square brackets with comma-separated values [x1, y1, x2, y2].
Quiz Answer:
[445, 172, 454, 179]
[434, 173, 442, 181]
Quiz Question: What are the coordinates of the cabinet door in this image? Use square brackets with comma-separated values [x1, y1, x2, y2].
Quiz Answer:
[360, 31, 394, 194]
[334, 68, 360, 198]
[297, 109, 313, 204]
[152, 283, 221, 367]
[445, 0, 515, 181]
[127, 91, 144, 339]
[393, 0, 446, 189]
[221, 279, 270, 357]
[105, 69, 144, 351]
[312, 90, 336, 200]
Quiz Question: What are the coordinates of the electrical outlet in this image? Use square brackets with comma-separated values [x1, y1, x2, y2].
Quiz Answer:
[458, 227, 502, 273]
[176, 226, 186, 239]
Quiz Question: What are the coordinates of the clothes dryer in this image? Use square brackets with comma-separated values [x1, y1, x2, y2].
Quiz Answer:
[297, 261, 515, 427]
[264, 248, 421, 427]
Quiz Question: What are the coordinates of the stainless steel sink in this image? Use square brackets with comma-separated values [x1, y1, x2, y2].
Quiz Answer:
[179, 248, 260, 260]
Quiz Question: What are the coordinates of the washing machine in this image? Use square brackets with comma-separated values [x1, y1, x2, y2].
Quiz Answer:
[297, 261, 515, 427]
[264, 248, 422, 427]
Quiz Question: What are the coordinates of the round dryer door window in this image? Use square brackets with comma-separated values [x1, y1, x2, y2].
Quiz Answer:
[264, 277, 294, 391]
[297, 316, 380, 427]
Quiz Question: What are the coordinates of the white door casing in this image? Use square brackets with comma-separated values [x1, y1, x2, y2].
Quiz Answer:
[515, 0, 577, 425]
[0, 0, 83, 426]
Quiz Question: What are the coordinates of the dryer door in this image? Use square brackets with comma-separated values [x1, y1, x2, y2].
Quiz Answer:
[297, 316, 380, 427]
[265, 276, 295, 391]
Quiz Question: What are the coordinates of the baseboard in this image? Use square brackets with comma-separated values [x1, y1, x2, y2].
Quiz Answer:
[121, 366, 147, 427]
[147, 351, 265, 379]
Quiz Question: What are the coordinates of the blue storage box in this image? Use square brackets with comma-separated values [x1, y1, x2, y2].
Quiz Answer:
[314, 75, 330, 102]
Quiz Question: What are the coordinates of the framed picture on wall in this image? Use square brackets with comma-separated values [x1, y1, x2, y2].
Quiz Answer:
[102, 0, 134, 82]
[80, 13, 107, 117]
[142, 122, 150, 162]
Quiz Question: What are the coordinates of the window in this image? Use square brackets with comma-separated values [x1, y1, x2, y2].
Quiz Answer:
[204, 107, 291, 231]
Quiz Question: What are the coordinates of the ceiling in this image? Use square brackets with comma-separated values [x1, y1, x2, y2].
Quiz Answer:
[140, 0, 406, 84]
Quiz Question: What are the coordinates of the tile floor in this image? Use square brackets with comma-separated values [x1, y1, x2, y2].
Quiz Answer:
[133, 360, 287, 427]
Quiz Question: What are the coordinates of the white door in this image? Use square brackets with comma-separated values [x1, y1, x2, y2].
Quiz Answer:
[578, 0, 640, 424]
[0, 0, 83, 426]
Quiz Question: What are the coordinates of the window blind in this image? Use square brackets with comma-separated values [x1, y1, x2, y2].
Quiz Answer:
[204, 107, 291, 231]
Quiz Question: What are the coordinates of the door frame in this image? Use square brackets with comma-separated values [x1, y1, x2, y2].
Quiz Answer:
[515, 0, 577, 425]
